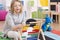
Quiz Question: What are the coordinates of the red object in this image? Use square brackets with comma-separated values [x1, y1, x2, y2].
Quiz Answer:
[28, 30, 39, 34]
[51, 30, 60, 36]
[22, 30, 27, 32]
[33, 29, 39, 32]
[27, 29, 39, 34]
[28, 32, 38, 34]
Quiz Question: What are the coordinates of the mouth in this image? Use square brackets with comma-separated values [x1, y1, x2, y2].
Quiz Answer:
[17, 9, 20, 10]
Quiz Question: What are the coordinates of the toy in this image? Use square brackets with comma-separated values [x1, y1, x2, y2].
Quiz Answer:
[21, 19, 40, 40]
[42, 14, 52, 32]
[21, 19, 46, 40]
[22, 19, 40, 33]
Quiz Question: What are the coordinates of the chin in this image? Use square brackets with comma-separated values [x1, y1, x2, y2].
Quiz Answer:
[17, 11, 20, 13]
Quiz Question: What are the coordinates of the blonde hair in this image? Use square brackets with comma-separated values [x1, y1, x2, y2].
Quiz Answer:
[10, 0, 23, 13]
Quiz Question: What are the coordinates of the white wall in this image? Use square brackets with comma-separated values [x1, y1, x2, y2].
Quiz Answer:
[6, 0, 12, 11]
[0, 0, 3, 3]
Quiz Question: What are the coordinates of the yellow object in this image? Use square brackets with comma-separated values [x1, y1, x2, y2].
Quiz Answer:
[22, 25, 29, 30]
[34, 25, 41, 30]
[22, 24, 41, 31]
[39, 0, 48, 6]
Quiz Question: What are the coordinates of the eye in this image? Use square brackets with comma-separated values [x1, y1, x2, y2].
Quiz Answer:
[14, 5, 17, 7]
[19, 5, 21, 6]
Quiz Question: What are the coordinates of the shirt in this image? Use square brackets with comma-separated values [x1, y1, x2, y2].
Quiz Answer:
[3, 11, 26, 32]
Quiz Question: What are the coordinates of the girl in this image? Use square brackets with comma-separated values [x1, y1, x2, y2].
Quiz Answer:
[3, 0, 26, 40]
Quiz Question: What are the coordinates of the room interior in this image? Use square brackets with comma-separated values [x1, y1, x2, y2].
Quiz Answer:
[0, 0, 60, 40]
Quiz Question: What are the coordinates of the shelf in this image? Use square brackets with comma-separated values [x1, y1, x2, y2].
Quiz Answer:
[50, 0, 57, 2]
[50, 2, 57, 5]
[50, 2, 57, 12]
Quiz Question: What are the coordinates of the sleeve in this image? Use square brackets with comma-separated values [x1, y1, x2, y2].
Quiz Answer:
[6, 13, 16, 27]
[22, 11, 27, 24]
[3, 13, 16, 33]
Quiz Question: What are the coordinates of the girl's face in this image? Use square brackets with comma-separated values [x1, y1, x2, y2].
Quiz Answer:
[13, 1, 22, 13]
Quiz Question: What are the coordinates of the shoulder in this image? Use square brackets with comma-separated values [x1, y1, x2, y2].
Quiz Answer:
[22, 11, 26, 16]
[6, 12, 13, 19]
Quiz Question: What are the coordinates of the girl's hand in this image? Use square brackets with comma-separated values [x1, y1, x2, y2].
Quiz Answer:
[12, 26, 19, 31]
[18, 24, 24, 28]
[12, 24, 24, 31]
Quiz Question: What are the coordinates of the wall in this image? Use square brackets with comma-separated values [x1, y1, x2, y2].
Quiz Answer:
[6, 0, 12, 11]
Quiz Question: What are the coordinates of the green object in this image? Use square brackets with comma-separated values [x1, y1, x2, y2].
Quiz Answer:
[28, 33, 38, 37]
[32, 8, 46, 19]
[28, 1, 34, 6]
[0, 32, 12, 40]
[0, 37, 11, 40]
[0, 32, 3, 35]
[38, 8, 46, 19]
[32, 11, 37, 18]
[21, 36, 26, 38]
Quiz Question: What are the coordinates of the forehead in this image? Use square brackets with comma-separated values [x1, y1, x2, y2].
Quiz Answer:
[14, 1, 21, 5]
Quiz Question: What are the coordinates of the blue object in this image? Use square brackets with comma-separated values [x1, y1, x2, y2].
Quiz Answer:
[42, 14, 52, 32]
[0, 4, 3, 10]
[27, 37, 37, 40]
[44, 31, 60, 40]
[21, 1, 24, 5]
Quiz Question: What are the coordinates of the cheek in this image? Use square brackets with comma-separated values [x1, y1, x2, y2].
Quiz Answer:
[14, 7, 17, 10]
[18, 6, 21, 9]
